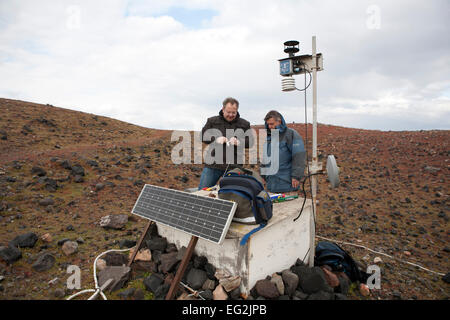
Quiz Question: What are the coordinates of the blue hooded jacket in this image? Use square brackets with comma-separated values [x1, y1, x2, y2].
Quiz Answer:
[260, 114, 306, 193]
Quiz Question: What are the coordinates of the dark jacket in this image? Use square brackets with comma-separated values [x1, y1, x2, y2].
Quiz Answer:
[260, 114, 306, 192]
[201, 110, 252, 170]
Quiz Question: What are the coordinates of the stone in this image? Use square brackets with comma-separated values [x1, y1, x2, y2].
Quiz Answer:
[97, 266, 131, 292]
[424, 166, 440, 173]
[95, 183, 105, 191]
[307, 291, 334, 300]
[193, 255, 208, 269]
[53, 288, 66, 298]
[202, 279, 217, 291]
[160, 252, 180, 274]
[359, 283, 370, 297]
[99, 214, 128, 229]
[143, 273, 164, 293]
[0, 245, 22, 264]
[32, 253, 55, 272]
[219, 275, 241, 293]
[57, 238, 70, 246]
[336, 272, 350, 295]
[442, 273, 450, 284]
[73, 175, 84, 183]
[334, 293, 348, 300]
[118, 288, 135, 299]
[213, 284, 228, 300]
[62, 241, 78, 255]
[292, 266, 333, 294]
[229, 287, 241, 300]
[146, 237, 167, 252]
[165, 243, 177, 253]
[41, 233, 52, 243]
[39, 198, 54, 206]
[205, 263, 216, 280]
[199, 289, 213, 300]
[132, 260, 157, 273]
[214, 269, 231, 280]
[373, 257, 383, 264]
[136, 248, 152, 262]
[119, 239, 136, 249]
[103, 252, 128, 266]
[129, 248, 151, 262]
[254, 279, 280, 299]
[293, 290, 309, 300]
[392, 291, 402, 299]
[186, 268, 208, 290]
[154, 283, 170, 300]
[134, 288, 145, 300]
[70, 164, 85, 176]
[281, 269, 299, 297]
[176, 246, 187, 260]
[31, 167, 47, 177]
[320, 266, 340, 288]
[270, 273, 284, 295]
[86, 160, 99, 167]
[9, 232, 38, 248]
[60, 160, 71, 170]
[96, 258, 107, 271]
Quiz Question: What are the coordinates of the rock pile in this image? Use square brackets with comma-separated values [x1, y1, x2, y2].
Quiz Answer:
[105, 225, 351, 300]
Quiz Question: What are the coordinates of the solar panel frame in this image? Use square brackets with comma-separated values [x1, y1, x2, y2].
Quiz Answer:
[131, 184, 237, 245]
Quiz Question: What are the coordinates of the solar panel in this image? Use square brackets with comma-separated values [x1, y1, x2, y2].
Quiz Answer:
[131, 184, 237, 244]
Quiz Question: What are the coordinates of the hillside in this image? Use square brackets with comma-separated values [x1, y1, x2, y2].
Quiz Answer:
[0, 98, 448, 300]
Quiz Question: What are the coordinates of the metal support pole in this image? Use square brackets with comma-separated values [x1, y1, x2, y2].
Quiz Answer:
[309, 36, 318, 267]
[166, 236, 199, 300]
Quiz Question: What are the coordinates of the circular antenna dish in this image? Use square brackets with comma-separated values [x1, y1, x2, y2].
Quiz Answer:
[326, 155, 340, 188]
[284, 40, 299, 55]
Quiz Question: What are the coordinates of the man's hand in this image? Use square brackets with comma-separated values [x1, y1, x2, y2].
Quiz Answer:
[216, 136, 228, 144]
[292, 178, 299, 189]
[228, 137, 240, 146]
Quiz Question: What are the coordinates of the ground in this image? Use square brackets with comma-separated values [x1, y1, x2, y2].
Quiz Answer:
[0, 98, 448, 300]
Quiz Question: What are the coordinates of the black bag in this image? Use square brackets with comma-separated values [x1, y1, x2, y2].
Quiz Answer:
[314, 241, 369, 283]
[218, 168, 272, 225]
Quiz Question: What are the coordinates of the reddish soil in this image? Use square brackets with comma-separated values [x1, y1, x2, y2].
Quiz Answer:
[0, 98, 448, 300]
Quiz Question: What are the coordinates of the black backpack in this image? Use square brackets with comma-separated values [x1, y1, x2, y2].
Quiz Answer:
[314, 241, 369, 283]
[218, 168, 273, 245]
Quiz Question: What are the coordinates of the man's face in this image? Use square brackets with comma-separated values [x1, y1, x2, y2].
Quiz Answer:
[266, 117, 282, 130]
[222, 103, 238, 122]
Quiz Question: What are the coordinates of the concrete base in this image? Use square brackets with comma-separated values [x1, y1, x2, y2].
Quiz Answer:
[155, 189, 313, 295]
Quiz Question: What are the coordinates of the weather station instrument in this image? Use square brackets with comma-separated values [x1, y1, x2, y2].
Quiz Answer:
[278, 37, 339, 266]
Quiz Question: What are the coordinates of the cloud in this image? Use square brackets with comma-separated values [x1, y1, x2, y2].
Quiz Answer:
[0, 0, 449, 131]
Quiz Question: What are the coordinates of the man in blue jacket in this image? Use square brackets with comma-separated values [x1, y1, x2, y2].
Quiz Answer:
[260, 110, 306, 193]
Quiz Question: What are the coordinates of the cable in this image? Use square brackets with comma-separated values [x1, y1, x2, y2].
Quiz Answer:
[315, 235, 446, 277]
[66, 247, 206, 300]
[295, 66, 312, 92]
[293, 172, 323, 221]
[66, 248, 133, 300]
[179, 281, 206, 300]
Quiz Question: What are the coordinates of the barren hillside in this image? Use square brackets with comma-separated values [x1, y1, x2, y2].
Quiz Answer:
[0, 98, 448, 300]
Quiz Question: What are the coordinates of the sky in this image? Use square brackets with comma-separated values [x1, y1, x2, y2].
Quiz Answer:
[0, 0, 449, 131]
